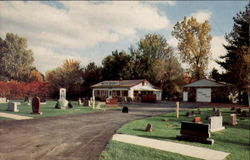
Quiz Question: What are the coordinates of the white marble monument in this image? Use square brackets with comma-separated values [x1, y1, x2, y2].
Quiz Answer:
[209, 116, 225, 132]
[7, 102, 19, 112]
[58, 88, 68, 109]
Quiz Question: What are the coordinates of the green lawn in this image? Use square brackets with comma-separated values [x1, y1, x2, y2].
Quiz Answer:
[101, 108, 250, 160]
[0, 117, 13, 120]
[0, 100, 117, 118]
[100, 141, 199, 160]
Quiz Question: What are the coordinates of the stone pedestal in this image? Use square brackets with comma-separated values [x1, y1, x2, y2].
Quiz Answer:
[7, 102, 19, 112]
[209, 116, 225, 132]
[58, 99, 69, 109]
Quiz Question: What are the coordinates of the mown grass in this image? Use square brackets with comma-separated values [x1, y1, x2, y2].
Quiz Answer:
[101, 108, 250, 160]
[0, 117, 13, 120]
[0, 100, 119, 119]
[100, 141, 200, 160]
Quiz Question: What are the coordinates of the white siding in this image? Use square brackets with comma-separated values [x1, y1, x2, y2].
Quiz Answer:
[196, 88, 211, 102]
[183, 92, 188, 101]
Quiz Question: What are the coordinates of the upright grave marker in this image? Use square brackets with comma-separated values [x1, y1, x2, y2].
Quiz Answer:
[7, 102, 19, 112]
[0, 97, 8, 103]
[209, 116, 225, 132]
[229, 114, 237, 126]
[32, 96, 42, 114]
[58, 88, 68, 109]
[177, 121, 214, 144]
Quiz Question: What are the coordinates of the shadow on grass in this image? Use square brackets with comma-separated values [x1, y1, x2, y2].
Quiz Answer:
[133, 129, 145, 132]
[216, 137, 250, 147]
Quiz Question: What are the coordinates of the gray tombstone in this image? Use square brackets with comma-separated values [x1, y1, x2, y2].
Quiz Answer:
[209, 116, 225, 132]
[7, 102, 19, 112]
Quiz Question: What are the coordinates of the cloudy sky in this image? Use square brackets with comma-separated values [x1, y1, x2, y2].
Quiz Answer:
[0, 1, 248, 74]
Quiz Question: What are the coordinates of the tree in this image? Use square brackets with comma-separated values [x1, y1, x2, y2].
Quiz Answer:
[152, 57, 184, 100]
[0, 33, 34, 81]
[172, 17, 212, 80]
[130, 33, 174, 83]
[82, 62, 103, 97]
[216, 4, 250, 103]
[46, 59, 83, 99]
[102, 50, 132, 80]
[29, 68, 44, 82]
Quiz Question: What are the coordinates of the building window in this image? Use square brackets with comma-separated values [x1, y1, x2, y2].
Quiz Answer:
[123, 91, 128, 96]
[117, 90, 120, 96]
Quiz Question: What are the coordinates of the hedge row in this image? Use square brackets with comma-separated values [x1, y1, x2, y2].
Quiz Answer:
[0, 81, 49, 99]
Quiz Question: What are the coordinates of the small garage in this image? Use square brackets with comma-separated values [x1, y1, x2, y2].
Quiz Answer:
[183, 79, 229, 103]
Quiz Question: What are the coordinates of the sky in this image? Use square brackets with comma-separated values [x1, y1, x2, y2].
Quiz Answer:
[0, 1, 248, 74]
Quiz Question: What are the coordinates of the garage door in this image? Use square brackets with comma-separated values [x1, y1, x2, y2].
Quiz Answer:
[196, 88, 211, 102]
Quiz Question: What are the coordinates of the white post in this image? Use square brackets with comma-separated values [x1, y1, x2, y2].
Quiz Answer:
[92, 96, 95, 109]
[92, 89, 95, 109]
[176, 101, 179, 118]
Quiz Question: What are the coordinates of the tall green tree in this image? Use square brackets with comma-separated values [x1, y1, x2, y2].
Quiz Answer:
[0, 33, 34, 81]
[172, 17, 212, 80]
[102, 50, 132, 80]
[216, 4, 250, 103]
[82, 62, 103, 97]
[130, 33, 174, 83]
[152, 57, 184, 99]
[46, 59, 83, 98]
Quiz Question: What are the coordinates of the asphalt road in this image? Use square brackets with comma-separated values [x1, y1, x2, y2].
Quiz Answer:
[0, 105, 175, 160]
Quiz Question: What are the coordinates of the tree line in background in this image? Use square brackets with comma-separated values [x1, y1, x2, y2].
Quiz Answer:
[0, 4, 249, 103]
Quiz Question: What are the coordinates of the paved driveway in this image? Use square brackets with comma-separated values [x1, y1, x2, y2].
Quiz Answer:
[0, 104, 174, 160]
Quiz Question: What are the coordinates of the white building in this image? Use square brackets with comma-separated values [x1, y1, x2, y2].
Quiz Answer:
[91, 80, 162, 101]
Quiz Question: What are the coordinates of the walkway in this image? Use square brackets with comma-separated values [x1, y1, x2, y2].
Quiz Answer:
[112, 134, 230, 160]
[0, 112, 33, 120]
